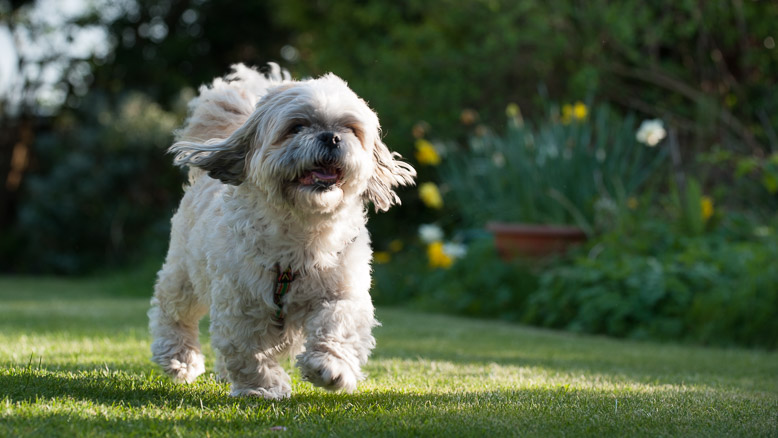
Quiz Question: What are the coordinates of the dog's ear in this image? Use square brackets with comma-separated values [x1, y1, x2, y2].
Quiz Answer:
[169, 121, 256, 185]
[366, 138, 417, 212]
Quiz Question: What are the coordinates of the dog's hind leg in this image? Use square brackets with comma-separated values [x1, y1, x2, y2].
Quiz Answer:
[148, 263, 208, 383]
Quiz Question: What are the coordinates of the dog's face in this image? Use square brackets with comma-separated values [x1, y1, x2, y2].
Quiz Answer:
[171, 74, 415, 214]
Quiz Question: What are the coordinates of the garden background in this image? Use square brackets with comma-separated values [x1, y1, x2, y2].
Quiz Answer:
[1, 0, 777, 351]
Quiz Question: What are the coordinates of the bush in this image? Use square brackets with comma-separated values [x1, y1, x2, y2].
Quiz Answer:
[525, 216, 778, 349]
[10, 93, 184, 273]
[373, 237, 539, 321]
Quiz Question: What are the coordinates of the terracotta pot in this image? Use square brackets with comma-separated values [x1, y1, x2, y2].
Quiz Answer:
[487, 222, 587, 260]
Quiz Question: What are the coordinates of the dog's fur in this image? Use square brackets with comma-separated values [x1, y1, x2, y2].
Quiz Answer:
[148, 64, 415, 399]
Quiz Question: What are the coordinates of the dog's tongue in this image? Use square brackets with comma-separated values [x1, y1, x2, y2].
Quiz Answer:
[300, 168, 339, 186]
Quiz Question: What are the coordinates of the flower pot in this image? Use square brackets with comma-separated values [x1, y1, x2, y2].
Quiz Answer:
[487, 222, 587, 260]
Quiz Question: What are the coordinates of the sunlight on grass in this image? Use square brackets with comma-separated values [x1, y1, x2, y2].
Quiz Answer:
[1, 276, 776, 437]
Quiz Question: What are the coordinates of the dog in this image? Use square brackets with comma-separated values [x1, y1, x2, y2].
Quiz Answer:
[148, 64, 415, 399]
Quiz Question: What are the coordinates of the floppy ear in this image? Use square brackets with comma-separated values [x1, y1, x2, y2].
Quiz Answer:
[168, 120, 256, 185]
[366, 139, 417, 212]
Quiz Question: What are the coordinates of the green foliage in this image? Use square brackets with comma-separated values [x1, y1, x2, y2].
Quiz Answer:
[525, 217, 778, 349]
[707, 149, 778, 215]
[441, 103, 667, 231]
[667, 177, 710, 237]
[7, 0, 778, 275]
[274, 0, 778, 156]
[374, 238, 538, 321]
[12, 93, 183, 273]
[273, 0, 566, 153]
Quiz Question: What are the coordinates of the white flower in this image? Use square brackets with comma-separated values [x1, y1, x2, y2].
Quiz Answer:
[636, 119, 667, 147]
[443, 242, 467, 259]
[418, 224, 444, 243]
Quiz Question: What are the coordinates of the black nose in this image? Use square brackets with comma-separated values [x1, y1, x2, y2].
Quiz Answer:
[317, 132, 341, 149]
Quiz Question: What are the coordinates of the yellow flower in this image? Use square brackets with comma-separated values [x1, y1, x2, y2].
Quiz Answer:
[506, 102, 523, 126]
[414, 139, 441, 166]
[505, 103, 520, 118]
[701, 196, 714, 221]
[419, 182, 443, 209]
[388, 239, 403, 252]
[561, 104, 573, 125]
[374, 251, 391, 264]
[427, 241, 453, 269]
[573, 101, 588, 120]
[627, 197, 638, 210]
[561, 101, 588, 125]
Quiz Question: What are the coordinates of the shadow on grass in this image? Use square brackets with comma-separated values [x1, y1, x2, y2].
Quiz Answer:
[1, 367, 774, 437]
[2, 291, 776, 411]
[1, 367, 226, 408]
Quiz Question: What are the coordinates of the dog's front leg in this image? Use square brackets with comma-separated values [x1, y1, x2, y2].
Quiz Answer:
[296, 298, 378, 392]
[210, 308, 292, 400]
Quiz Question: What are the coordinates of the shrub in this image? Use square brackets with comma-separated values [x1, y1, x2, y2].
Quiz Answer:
[525, 216, 778, 349]
[11, 93, 183, 273]
[373, 236, 539, 321]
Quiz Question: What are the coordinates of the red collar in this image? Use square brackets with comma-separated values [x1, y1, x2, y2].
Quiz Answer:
[273, 264, 298, 322]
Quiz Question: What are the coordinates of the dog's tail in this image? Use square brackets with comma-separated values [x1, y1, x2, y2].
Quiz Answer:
[173, 63, 291, 182]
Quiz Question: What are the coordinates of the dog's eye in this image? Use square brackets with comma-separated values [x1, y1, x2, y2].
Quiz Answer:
[290, 124, 305, 134]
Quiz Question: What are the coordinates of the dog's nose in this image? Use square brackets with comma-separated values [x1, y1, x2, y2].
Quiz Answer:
[317, 132, 341, 149]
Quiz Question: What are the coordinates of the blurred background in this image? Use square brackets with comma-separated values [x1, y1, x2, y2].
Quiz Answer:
[1, 0, 776, 348]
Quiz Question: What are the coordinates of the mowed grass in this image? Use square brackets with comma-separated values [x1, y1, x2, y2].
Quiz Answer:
[1, 276, 776, 437]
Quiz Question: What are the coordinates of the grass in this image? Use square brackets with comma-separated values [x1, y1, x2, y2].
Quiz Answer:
[1, 275, 776, 437]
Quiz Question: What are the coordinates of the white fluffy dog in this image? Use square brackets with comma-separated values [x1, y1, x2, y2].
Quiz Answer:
[148, 64, 415, 399]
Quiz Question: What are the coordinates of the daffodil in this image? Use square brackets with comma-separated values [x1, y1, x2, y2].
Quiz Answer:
[506, 102, 523, 127]
[573, 101, 587, 120]
[373, 251, 391, 264]
[419, 182, 443, 209]
[701, 196, 714, 221]
[561, 101, 587, 124]
[636, 119, 667, 147]
[427, 241, 453, 269]
[561, 104, 573, 125]
[414, 139, 441, 166]
[443, 242, 467, 259]
[418, 224, 444, 243]
[506, 103, 520, 118]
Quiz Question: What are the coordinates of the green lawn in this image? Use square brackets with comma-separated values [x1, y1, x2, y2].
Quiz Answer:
[1, 276, 776, 437]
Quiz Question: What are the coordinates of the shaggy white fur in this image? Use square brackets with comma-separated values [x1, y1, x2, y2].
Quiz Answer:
[148, 64, 416, 399]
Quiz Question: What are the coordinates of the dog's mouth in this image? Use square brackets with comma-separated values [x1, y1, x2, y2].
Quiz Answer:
[297, 166, 343, 190]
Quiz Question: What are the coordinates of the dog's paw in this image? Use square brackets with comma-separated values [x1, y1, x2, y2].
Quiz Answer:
[230, 384, 291, 400]
[297, 351, 361, 392]
[162, 351, 206, 384]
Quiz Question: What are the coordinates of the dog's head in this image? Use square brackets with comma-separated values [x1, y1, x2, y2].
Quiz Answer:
[170, 73, 416, 214]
